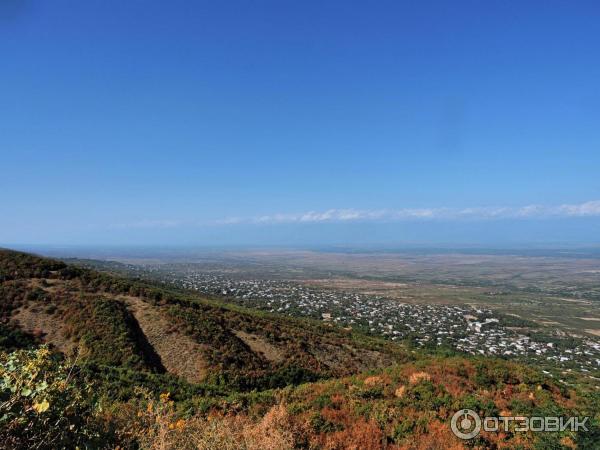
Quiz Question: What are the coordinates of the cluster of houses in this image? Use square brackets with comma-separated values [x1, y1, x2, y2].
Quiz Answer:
[150, 267, 600, 377]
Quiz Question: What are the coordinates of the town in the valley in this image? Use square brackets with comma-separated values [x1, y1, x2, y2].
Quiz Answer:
[127, 265, 600, 380]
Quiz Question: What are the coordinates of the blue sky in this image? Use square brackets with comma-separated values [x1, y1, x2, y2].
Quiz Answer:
[1, 1, 599, 246]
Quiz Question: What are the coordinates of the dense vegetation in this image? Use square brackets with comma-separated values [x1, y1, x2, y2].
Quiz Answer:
[0, 249, 598, 449]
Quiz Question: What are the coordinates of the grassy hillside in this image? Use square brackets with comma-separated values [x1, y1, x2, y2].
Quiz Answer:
[0, 249, 598, 449]
[0, 249, 406, 389]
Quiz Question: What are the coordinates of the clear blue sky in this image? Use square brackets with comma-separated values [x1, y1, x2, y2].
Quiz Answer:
[2, 1, 599, 246]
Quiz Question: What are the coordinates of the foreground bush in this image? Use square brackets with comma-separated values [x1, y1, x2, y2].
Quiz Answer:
[119, 390, 299, 450]
[0, 346, 302, 450]
[0, 346, 114, 449]
[1, 347, 597, 449]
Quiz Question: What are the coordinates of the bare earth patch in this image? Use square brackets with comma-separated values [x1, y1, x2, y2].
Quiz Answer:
[120, 296, 209, 383]
[26, 278, 67, 294]
[11, 306, 77, 356]
[233, 330, 285, 363]
[312, 343, 391, 374]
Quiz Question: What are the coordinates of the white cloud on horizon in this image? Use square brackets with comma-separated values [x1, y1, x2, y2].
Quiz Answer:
[110, 200, 600, 229]
[236, 200, 600, 224]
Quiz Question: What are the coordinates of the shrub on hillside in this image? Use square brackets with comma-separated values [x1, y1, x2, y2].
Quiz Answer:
[0, 346, 115, 449]
[119, 389, 299, 450]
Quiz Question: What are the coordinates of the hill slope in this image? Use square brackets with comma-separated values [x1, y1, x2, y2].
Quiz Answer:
[0, 249, 598, 449]
[0, 249, 405, 389]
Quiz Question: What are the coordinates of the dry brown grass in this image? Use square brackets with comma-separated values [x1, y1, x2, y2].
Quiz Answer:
[120, 296, 210, 383]
[363, 375, 384, 386]
[317, 418, 383, 450]
[122, 392, 298, 450]
[394, 385, 406, 398]
[233, 330, 285, 363]
[408, 371, 431, 385]
[11, 305, 77, 356]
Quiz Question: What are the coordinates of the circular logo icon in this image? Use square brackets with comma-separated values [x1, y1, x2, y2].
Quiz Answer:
[451, 409, 481, 440]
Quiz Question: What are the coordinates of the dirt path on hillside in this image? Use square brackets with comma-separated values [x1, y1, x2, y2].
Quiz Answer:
[119, 296, 209, 383]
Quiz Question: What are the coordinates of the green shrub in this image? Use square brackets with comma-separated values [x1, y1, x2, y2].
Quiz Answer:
[310, 412, 343, 433]
[0, 346, 115, 449]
